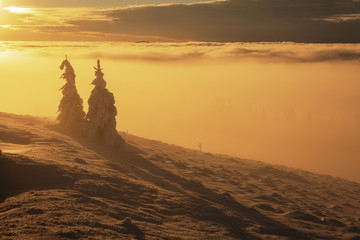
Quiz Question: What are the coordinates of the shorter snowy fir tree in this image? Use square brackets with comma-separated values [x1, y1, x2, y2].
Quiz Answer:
[57, 56, 85, 132]
[86, 60, 124, 147]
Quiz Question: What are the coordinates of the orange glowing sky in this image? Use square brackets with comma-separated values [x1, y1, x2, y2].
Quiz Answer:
[0, 0, 359, 42]
[0, 1, 360, 181]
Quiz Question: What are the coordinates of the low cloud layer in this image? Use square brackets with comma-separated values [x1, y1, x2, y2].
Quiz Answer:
[227, 46, 360, 63]
[3, 41, 360, 63]
[78, 42, 360, 63]
[84, 48, 360, 63]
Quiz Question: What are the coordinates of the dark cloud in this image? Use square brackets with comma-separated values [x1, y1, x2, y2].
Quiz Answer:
[3, 0, 211, 8]
[292, 49, 360, 62]
[66, 0, 360, 42]
[228, 47, 360, 63]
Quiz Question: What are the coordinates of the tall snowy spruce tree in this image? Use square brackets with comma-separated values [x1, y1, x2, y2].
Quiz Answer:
[57, 56, 85, 132]
[86, 60, 124, 147]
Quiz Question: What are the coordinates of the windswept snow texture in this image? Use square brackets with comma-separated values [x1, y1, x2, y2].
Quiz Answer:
[0, 112, 360, 239]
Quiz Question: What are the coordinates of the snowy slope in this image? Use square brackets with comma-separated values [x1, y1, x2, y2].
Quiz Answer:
[0, 112, 360, 239]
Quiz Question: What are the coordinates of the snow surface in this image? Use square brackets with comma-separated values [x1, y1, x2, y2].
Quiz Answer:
[0, 112, 360, 239]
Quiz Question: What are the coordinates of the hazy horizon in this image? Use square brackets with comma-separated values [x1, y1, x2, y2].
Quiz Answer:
[1, 41, 359, 183]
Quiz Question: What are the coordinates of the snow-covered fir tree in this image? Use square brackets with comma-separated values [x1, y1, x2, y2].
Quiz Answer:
[86, 60, 124, 146]
[57, 56, 85, 132]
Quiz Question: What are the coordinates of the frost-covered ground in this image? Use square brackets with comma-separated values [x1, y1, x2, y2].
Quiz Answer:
[0, 112, 360, 239]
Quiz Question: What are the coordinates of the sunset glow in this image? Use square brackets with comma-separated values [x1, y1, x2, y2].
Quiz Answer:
[1, 0, 360, 238]
[0, 0, 359, 183]
[3, 6, 31, 14]
[0, 41, 360, 182]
